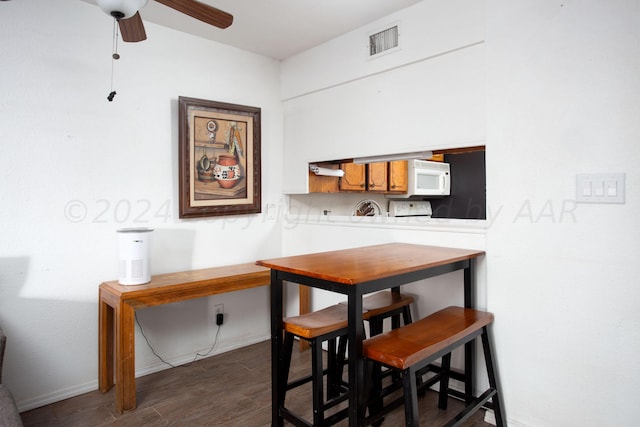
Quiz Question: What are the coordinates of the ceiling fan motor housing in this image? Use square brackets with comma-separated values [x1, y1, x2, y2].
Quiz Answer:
[96, 0, 148, 19]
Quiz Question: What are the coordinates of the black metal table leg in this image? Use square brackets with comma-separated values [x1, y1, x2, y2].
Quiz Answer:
[347, 289, 366, 426]
[464, 259, 476, 403]
[270, 270, 284, 427]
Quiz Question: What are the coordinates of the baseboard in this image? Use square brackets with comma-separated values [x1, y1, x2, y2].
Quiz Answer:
[425, 377, 503, 427]
[484, 409, 496, 425]
[17, 380, 99, 413]
[133, 335, 269, 378]
[17, 335, 270, 413]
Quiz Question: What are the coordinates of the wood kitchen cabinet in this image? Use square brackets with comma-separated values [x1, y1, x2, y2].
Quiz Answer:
[339, 163, 367, 191]
[366, 162, 388, 193]
[309, 160, 409, 194]
[338, 161, 398, 193]
[308, 164, 341, 193]
[388, 160, 408, 193]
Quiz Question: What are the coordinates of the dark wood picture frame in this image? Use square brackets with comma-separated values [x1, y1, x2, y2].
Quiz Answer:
[178, 97, 261, 218]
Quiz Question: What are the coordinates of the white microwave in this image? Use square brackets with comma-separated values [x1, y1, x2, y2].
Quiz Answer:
[390, 159, 450, 198]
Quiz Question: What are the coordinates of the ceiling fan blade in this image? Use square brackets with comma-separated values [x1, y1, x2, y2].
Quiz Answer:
[119, 12, 147, 42]
[154, 0, 233, 29]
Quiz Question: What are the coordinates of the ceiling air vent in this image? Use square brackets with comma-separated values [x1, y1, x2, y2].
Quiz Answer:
[368, 24, 400, 58]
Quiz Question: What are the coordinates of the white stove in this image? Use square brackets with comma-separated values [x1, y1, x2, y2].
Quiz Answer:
[388, 200, 432, 217]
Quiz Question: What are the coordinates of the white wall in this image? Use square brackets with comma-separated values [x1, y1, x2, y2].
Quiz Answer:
[281, 0, 640, 426]
[485, 1, 640, 425]
[3, 1, 639, 424]
[0, 0, 284, 410]
[281, 0, 486, 193]
[280, 0, 484, 99]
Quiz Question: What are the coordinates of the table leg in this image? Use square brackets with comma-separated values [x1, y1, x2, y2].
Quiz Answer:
[98, 291, 114, 392]
[115, 302, 136, 413]
[391, 286, 401, 330]
[270, 271, 285, 427]
[464, 259, 476, 402]
[347, 290, 366, 426]
[298, 285, 311, 351]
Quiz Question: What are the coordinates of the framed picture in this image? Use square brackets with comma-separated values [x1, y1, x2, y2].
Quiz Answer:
[178, 97, 261, 218]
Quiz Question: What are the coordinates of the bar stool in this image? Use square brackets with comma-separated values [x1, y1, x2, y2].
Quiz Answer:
[363, 306, 505, 427]
[280, 304, 352, 426]
[360, 291, 417, 415]
[362, 291, 414, 335]
[334, 291, 415, 391]
[280, 293, 414, 426]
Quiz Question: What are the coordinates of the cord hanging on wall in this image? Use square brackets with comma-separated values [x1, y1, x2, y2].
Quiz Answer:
[107, 16, 121, 102]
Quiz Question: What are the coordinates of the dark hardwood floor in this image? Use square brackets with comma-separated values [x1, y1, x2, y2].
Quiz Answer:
[20, 340, 493, 426]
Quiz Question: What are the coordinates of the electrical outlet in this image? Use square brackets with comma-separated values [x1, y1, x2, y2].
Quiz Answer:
[214, 304, 224, 325]
[214, 304, 224, 315]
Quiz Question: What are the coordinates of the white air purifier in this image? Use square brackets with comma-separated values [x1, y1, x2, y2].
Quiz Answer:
[117, 228, 153, 285]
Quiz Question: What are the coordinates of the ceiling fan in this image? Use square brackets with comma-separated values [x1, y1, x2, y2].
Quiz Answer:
[96, 0, 233, 43]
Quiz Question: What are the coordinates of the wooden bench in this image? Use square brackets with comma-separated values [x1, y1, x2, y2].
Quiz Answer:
[98, 262, 271, 413]
[363, 306, 505, 426]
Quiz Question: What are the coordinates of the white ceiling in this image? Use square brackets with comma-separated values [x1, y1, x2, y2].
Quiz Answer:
[84, 0, 423, 60]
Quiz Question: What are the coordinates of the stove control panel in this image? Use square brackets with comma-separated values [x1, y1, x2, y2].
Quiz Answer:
[388, 201, 432, 217]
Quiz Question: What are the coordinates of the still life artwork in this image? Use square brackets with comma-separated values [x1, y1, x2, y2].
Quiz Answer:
[178, 97, 261, 218]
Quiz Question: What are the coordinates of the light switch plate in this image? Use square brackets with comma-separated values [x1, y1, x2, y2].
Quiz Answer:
[576, 173, 625, 204]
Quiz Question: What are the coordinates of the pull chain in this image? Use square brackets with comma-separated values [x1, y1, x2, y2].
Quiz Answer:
[108, 17, 120, 102]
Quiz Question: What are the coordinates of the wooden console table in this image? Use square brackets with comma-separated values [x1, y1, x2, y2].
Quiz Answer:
[98, 263, 271, 413]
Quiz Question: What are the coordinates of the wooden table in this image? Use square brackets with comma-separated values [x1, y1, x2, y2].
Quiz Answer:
[257, 243, 485, 426]
[98, 263, 271, 413]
